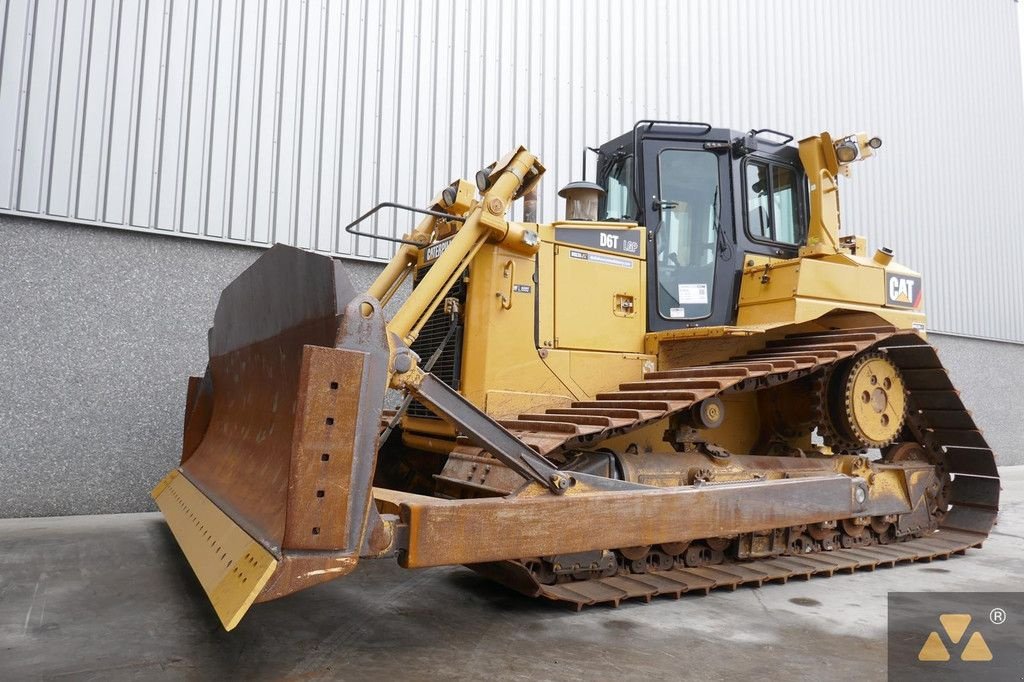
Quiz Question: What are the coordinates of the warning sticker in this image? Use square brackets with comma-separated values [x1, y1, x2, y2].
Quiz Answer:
[669, 307, 687, 318]
[568, 249, 633, 269]
[677, 283, 708, 304]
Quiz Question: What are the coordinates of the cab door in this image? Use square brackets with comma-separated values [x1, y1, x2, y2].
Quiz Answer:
[642, 142, 738, 331]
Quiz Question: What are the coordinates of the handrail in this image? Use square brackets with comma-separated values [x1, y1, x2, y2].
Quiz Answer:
[343, 201, 466, 248]
[748, 128, 795, 145]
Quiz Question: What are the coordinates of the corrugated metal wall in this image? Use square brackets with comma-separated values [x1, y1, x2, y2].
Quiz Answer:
[1, 0, 1023, 341]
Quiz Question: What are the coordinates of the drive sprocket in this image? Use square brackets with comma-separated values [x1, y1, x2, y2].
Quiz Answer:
[820, 352, 907, 450]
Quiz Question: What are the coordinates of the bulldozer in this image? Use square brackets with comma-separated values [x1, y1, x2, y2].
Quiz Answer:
[152, 121, 999, 630]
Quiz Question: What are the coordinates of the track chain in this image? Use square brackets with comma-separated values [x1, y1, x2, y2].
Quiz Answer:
[472, 529, 988, 609]
[490, 326, 901, 455]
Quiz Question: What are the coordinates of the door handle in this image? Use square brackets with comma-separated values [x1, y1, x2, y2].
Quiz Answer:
[498, 259, 515, 310]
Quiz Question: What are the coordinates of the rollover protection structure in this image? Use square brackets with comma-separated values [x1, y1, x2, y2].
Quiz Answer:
[153, 123, 999, 630]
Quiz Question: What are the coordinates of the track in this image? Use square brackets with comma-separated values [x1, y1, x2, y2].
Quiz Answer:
[469, 326, 1001, 608]
[473, 529, 989, 609]
[497, 327, 901, 455]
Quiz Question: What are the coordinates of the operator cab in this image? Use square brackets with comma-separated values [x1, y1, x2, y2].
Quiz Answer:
[596, 121, 808, 332]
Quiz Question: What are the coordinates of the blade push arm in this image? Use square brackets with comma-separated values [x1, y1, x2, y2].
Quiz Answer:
[374, 147, 544, 347]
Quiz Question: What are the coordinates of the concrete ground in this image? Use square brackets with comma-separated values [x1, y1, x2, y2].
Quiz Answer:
[2, 468, 1022, 681]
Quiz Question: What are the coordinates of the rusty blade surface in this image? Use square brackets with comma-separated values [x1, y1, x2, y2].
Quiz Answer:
[181, 245, 354, 550]
[182, 318, 342, 552]
[169, 244, 390, 603]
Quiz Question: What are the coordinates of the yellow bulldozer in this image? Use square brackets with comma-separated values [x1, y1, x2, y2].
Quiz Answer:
[152, 121, 999, 630]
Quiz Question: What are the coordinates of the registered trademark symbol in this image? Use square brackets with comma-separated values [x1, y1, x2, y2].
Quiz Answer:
[990, 607, 1006, 625]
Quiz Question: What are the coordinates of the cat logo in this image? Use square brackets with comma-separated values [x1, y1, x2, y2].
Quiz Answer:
[885, 273, 923, 309]
[917, 614, 993, 662]
[424, 237, 454, 262]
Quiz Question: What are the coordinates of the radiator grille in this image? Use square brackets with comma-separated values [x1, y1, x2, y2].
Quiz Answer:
[407, 265, 466, 419]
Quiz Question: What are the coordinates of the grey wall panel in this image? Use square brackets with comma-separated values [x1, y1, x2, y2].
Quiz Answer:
[1, 0, 1023, 341]
[0, 212, 410, 517]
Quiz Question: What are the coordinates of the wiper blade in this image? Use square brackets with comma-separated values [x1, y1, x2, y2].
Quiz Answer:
[712, 185, 732, 259]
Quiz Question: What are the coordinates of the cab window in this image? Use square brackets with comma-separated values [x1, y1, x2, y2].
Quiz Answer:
[655, 149, 720, 320]
[744, 160, 802, 245]
[601, 154, 636, 220]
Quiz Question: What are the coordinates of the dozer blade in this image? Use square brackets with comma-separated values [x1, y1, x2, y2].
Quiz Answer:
[152, 245, 390, 630]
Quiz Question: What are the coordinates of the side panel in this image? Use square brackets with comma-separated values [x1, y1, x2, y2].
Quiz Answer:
[458, 244, 573, 414]
[452, 232, 654, 422]
[736, 255, 926, 329]
[552, 244, 646, 352]
[738, 258, 884, 308]
[566, 350, 655, 398]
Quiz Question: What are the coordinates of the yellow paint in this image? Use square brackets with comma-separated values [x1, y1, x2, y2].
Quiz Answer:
[867, 467, 913, 509]
[798, 132, 843, 256]
[647, 330, 767, 372]
[735, 249, 925, 330]
[939, 614, 971, 644]
[848, 356, 906, 444]
[644, 325, 759, 349]
[918, 631, 951, 662]
[409, 220, 653, 433]
[377, 139, 931, 439]
[917, 614, 993, 663]
[485, 390, 573, 420]
[550, 238, 646, 353]
[960, 632, 993, 661]
[388, 148, 541, 350]
[457, 243, 575, 411]
[716, 132, 927, 331]
[151, 470, 277, 631]
[534, 222, 647, 353]
[564, 350, 654, 399]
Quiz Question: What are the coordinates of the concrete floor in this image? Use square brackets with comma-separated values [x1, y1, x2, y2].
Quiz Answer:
[2, 468, 1022, 681]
